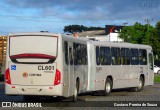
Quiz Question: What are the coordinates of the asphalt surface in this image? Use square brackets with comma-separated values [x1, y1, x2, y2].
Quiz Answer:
[0, 81, 160, 109]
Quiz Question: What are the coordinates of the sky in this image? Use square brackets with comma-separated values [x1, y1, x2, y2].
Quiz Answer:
[0, 0, 160, 35]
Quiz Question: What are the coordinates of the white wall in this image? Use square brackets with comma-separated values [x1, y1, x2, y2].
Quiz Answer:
[82, 33, 124, 42]
[109, 33, 123, 42]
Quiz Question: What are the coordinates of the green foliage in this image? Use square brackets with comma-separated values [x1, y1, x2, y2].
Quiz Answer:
[156, 21, 160, 30]
[63, 25, 104, 33]
[119, 21, 160, 61]
[154, 75, 160, 82]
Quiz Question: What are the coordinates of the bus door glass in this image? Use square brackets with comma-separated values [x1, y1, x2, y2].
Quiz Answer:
[68, 42, 74, 95]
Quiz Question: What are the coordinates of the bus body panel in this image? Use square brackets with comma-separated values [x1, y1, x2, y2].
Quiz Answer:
[88, 41, 154, 90]
[8, 62, 57, 86]
[148, 51, 154, 85]
[87, 44, 96, 91]
[5, 83, 63, 96]
[61, 36, 89, 95]
[5, 33, 65, 97]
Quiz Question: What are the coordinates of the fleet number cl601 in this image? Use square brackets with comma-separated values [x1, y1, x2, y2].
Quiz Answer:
[38, 66, 54, 70]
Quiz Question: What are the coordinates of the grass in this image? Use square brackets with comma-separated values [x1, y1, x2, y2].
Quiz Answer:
[154, 74, 160, 82]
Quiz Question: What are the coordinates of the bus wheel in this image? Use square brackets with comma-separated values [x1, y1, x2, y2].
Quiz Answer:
[131, 76, 144, 92]
[157, 70, 160, 74]
[71, 81, 79, 102]
[103, 78, 112, 96]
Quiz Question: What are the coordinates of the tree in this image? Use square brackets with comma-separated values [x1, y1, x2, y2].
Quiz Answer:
[63, 25, 104, 33]
[154, 22, 160, 60]
[63, 25, 85, 33]
[156, 21, 160, 30]
[119, 22, 160, 61]
[119, 22, 148, 44]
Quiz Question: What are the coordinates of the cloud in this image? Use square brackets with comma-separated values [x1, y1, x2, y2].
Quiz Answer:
[2, 0, 160, 25]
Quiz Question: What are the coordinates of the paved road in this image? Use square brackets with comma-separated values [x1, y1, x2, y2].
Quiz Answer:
[0, 82, 160, 109]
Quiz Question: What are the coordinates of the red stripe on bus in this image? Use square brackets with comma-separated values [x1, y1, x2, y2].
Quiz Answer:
[10, 53, 56, 59]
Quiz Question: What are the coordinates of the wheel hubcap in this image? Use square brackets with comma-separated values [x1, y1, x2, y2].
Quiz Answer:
[74, 88, 77, 96]
[106, 82, 111, 93]
[138, 80, 142, 89]
[74, 84, 77, 97]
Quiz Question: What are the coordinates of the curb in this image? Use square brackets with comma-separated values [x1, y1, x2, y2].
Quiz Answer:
[154, 82, 160, 84]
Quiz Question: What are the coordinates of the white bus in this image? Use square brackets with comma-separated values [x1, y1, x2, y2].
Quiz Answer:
[87, 40, 154, 95]
[5, 32, 89, 101]
[5, 32, 154, 101]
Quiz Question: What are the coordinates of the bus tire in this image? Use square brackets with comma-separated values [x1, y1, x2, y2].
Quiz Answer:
[71, 80, 79, 102]
[131, 76, 144, 92]
[103, 78, 112, 96]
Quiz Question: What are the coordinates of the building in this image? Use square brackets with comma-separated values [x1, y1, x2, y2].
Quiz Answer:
[0, 36, 7, 74]
[105, 25, 124, 42]
[73, 25, 124, 42]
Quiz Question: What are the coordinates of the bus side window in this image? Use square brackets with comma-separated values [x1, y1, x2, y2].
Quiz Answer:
[131, 49, 139, 65]
[96, 46, 100, 65]
[74, 43, 82, 65]
[105, 47, 111, 65]
[100, 47, 105, 65]
[82, 44, 87, 65]
[64, 41, 68, 65]
[73, 43, 77, 65]
[117, 48, 121, 65]
[100, 47, 111, 65]
[111, 47, 121, 65]
[149, 53, 153, 70]
[121, 48, 130, 65]
[69, 47, 73, 65]
[139, 49, 147, 65]
[111, 48, 116, 65]
[78, 44, 82, 65]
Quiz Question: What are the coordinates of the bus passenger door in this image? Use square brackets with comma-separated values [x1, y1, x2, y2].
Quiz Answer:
[148, 53, 154, 85]
[68, 42, 75, 96]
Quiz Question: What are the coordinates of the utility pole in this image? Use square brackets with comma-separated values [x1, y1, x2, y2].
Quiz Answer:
[144, 18, 153, 30]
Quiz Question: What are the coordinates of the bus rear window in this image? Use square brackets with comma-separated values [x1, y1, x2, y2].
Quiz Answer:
[9, 35, 58, 64]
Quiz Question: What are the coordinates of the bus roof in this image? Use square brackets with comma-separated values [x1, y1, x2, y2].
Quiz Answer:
[8, 32, 152, 50]
[9, 32, 60, 37]
[88, 40, 152, 50]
